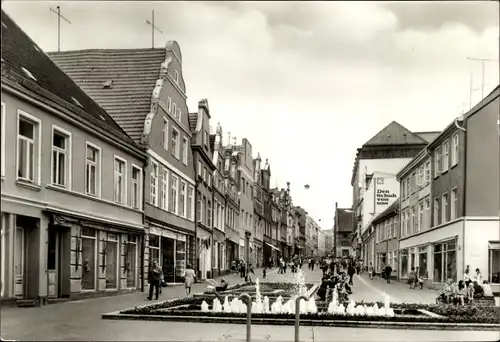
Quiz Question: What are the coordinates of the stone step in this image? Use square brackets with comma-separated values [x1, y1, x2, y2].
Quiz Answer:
[16, 299, 39, 307]
[47, 298, 70, 304]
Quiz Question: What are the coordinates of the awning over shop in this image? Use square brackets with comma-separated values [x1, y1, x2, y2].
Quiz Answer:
[265, 242, 280, 252]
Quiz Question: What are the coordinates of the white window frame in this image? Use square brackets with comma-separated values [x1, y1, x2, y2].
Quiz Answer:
[182, 136, 188, 165]
[150, 160, 159, 206]
[452, 134, 459, 166]
[451, 187, 458, 220]
[424, 161, 431, 183]
[131, 164, 143, 210]
[418, 201, 424, 232]
[177, 108, 182, 121]
[441, 193, 448, 223]
[425, 198, 431, 229]
[162, 118, 169, 150]
[16, 110, 42, 184]
[171, 174, 179, 214]
[171, 127, 180, 159]
[167, 97, 172, 113]
[161, 168, 169, 210]
[188, 185, 195, 221]
[442, 141, 449, 173]
[51, 125, 72, 189]
[172, 103, 177, 118]
[113, 155, 127, 205]
[85, 141, 102, 198]
[1, 102, 5, 177]
[434, 147, 442, 177]
[174, 70, 179, 83]
[433, 197, 440, 227]
[179, 180, 187, 218]
[197, 160, 202, 177]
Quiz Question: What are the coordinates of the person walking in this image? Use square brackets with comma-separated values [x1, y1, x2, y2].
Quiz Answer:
[147, 260, 163, 300]
[384, 263, 393, 283]
[184, 264, 196, 297]
[368, 262, 374, 280]
[347, 262, 356, 286]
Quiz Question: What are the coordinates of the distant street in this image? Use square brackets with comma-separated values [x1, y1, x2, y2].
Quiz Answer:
[2, 267, 494, 342]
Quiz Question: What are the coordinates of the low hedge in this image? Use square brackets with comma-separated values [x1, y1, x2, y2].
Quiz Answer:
[123, 297, 499, 324]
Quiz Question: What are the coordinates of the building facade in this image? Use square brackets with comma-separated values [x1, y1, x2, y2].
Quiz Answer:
[253, 154, 265, 267]
[372, 200, 399, 277]
[334, 204, 356, 258]
[305, 215, 320, 257]
[189, 100, 216, 280]
[397, 86, 499, 291]
[1, 12, 147, 303]
[350, 121, 438, 260]
[323, 229, 334, 256]
[317, 230, 326, 257]
[50, 42, 197, 285]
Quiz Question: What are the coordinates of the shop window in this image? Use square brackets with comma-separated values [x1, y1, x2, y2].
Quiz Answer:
[176, 239, 186, 278]
[81, 228, 97, 290]
[489, 242, 499, 284]
[105, 234, 118, 289]
[418, 247, 428, 278]
[400, 249, 408, 278]
[126, 237, 137, 288]
[433, 240, 457, 283]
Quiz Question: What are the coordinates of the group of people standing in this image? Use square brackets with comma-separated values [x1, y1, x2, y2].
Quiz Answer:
[317, 258, 357, 303]
[278, 256, 303, 274]
[146, 260, 197, 300]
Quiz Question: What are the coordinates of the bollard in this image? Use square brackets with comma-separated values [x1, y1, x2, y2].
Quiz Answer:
[238, 293, 252, 342]
[295, 295, 309, 342]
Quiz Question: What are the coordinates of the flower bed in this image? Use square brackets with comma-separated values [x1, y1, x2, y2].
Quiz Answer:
[119, 296, 500, 325]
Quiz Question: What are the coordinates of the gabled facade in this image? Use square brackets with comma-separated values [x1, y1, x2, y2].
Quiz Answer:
[189, 99, 216, 279]
[221, 133, 241, 269]
[252, 153, 265, 267]
[262, 159, 278, 266]
[269, 190, 282, 264]
[50, 42, 196, 285]
[210, 122, 227, 276]
[1, 11, 147, 304]
[350, 121, 435, 260]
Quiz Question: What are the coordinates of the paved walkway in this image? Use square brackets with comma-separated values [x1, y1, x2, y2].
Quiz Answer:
[2, 266, 496, 341]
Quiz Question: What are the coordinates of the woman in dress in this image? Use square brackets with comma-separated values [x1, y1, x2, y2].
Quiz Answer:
[184, 265, 196, 297]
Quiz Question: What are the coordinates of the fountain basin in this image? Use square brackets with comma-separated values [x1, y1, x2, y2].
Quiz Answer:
[103, 296, 500, 331]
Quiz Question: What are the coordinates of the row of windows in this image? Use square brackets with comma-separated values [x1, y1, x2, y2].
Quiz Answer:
[162, 117, 188, 165]
[196, 192, 212, 227]
[434, 133, 459, 177]
[401, 197, 430, 238]
[433, 188, 459, 227]
[150, 161, 194, 220]
[3, 105, 143, 209]
[241, 209, 253, 231]
[375, 215, 398, 243]
[401, 160, 431, 199]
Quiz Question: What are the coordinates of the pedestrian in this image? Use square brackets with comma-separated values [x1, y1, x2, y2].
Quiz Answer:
[355, 260, 361, 275]
[184, 264, 196, 297]
[240, 260, 246, 278]
[368, 262, 374, 280]
[147, 260, 163, 300]
[347, 262, 355, 286]
[384, 263, 393, 283]
[408, 267, 416, 289]
[263, 268, 267, 279]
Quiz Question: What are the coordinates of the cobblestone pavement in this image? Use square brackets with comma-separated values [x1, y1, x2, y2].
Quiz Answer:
[1, 266, 497, 341]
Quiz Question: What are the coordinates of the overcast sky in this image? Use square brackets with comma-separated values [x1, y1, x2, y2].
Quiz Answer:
[3, 1, 499, 230]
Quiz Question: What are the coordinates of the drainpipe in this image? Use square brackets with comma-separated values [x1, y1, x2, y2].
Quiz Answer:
[455, 117, 467, 278]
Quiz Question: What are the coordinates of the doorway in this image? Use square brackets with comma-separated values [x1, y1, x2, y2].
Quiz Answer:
[47, 226, 71, 298]
[161, 237, 175, 282]
[14, 226, 24, 298]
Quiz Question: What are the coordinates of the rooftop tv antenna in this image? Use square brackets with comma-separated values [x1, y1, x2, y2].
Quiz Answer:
[146, 10, 163, 49]
[50, 6, 71, 52]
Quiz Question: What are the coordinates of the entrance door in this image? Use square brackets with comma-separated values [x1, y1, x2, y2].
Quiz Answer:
[14, 227, 24, 298]
[47, 228, 59, 297]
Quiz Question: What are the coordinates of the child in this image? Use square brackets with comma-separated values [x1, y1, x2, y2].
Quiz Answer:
[408, 267, 416, 289]
[467, 282, 475, 301]
[418, 276, 424, 289]
[368, 263, 374, 280]
[456, 280, 466, 306]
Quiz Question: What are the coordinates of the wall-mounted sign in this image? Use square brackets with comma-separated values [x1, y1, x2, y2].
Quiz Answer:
[376, 185, 397, 206]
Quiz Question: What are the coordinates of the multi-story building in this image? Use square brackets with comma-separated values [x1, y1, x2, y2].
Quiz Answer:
[221, 134, 241, 269]
[372, 200, 399, 278]
[234, 138, 255, 265]
[252, 153, 265, 267]
[323, 229, 334, 256]
[397, 86, 499, 290]
[1, 12, 147, 304]
[318, 230, 326, 257]
[305, 216, 320, 257]
[189, 99, 215, 280]
[50, 42, 197, 284]
[269, 190, 281, 264]
[262, 159, 278, 266]
[333, 203, 356, 258]
[350, 121, 438, 260]
[210, 123, 226, 276]
[294, 206, 307, 257]
[397, 148, 432, 281]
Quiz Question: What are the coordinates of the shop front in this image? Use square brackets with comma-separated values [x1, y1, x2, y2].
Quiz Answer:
[148, 225, 187, 283]
[212, 228, 226, 276]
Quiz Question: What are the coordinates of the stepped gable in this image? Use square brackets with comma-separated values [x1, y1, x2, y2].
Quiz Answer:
[1, 10, 135, 145]
[362, 121, 428, 147]
[48, 48, 166, 142]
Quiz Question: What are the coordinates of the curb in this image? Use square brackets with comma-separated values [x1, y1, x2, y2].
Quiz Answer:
[101, 312, 500, 331]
